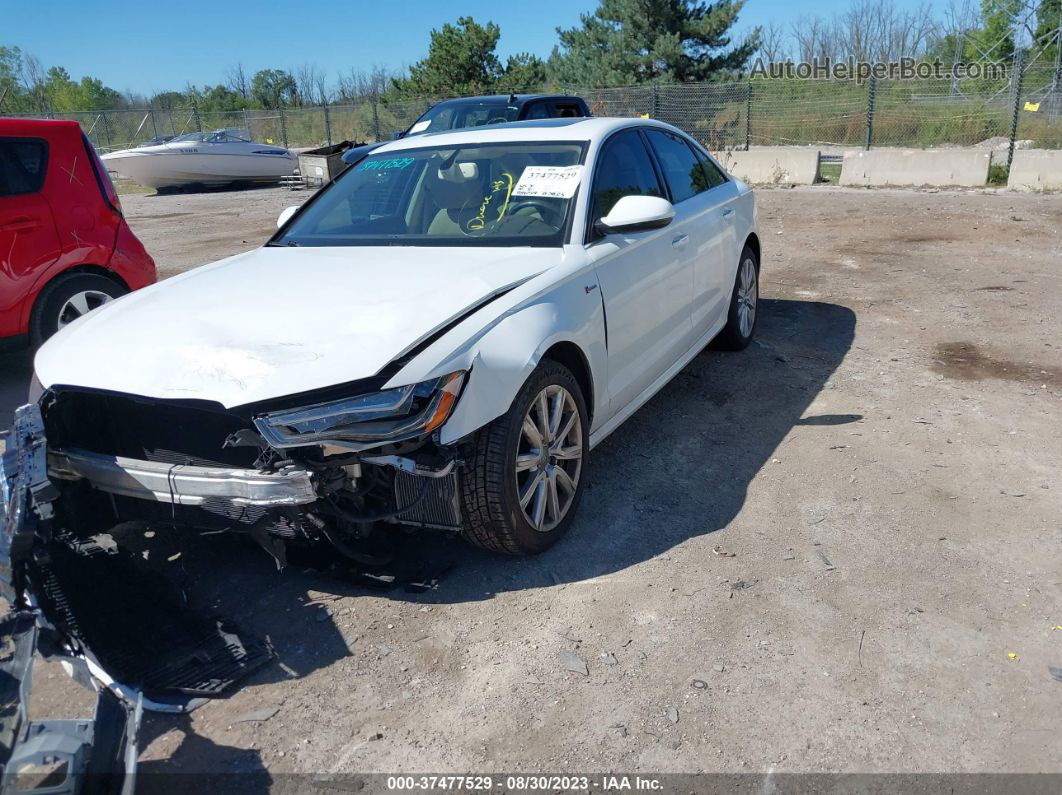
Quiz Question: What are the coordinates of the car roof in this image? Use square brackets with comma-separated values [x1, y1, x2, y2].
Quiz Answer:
[371, 117, 674, 152]
[0, 118, 83, 136]
[431, 94, 581, 106]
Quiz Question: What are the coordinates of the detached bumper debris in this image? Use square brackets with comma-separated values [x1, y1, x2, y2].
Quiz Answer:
[0, 404, 270, 793]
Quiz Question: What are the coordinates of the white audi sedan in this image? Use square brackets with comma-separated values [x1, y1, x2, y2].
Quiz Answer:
[13, 118, 760, 580]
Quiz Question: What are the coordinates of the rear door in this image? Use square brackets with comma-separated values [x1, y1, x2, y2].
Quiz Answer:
[0, 137, 60, 338]
[643, 129, 737, 339]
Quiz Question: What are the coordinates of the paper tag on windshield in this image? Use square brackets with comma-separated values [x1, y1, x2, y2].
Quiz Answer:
[408, 120, 430, 134]
[512, 165, 582, 199]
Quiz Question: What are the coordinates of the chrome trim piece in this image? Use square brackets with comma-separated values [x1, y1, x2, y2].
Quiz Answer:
[48, 448, 317, 507]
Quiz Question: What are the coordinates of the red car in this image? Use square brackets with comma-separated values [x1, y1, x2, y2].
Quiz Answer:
[0, 119, 156, 349]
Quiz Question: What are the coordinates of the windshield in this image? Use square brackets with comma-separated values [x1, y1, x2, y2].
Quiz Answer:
[170, 130, 251, 143]
[407, 102, 521, 136]
[275, 141, 586, 248]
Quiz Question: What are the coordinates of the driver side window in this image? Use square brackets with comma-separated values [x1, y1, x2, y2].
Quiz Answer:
[590, 130, 663, 229]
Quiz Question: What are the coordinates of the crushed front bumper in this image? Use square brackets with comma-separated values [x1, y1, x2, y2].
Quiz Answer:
[1, 405, 141, 793]
[47, 448, 317, 507]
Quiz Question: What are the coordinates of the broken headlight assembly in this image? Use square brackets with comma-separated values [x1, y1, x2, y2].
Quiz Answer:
[252, 371, 466, 451]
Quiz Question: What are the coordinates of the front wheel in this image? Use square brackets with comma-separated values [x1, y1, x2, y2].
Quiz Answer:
[461, 360, 589, 555]
[715, 245, 759, 351]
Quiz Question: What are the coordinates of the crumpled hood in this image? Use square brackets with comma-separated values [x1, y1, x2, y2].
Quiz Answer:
[34, 245, 561, 407]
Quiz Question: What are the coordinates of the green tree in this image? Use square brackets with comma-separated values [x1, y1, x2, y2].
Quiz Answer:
[251, 68, 297, 108]
[500, 53, 548, 92]
[965, 0, 1021, 62]
[392, 17, 504, 97]
[548, 0, 759, 86]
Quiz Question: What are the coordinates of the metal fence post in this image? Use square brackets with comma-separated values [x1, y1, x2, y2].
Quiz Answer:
[323, 105, 332, 146]
[1006, 51, 1024, 170]
[191, 102, 202, 132]
[149, 110, 158, 139]
[279, 107, 289, 148]
[651, 84, 661, 119]
[242, 108, 251, 138]
[744, 81, 752, 150]
[101, 112, 112, 150]
[864, 76, 876, 150]
[371, 95, 381, 141]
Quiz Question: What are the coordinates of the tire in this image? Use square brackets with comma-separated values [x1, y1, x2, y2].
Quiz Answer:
[715, 244, 759, 351]
[30, 273, 128, 348]
[461, 360, 589, 555]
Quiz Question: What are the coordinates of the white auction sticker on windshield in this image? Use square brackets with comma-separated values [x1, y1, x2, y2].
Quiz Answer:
[512, 165, 583, 199]
[408, 120, 430, 134]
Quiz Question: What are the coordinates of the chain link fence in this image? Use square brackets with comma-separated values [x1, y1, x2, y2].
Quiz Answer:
[6, 67, 1060, 155]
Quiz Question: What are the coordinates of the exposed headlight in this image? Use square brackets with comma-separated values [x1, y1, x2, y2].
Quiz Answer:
[253, 371, 466, 451]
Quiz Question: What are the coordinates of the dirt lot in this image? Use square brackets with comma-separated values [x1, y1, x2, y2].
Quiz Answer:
[1, 184, 1060, 785]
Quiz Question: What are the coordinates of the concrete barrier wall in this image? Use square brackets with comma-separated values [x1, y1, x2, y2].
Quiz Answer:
[839, 149, 990, 187]
[1007, 149, 1062, 191]
[717, 148, 820, 185]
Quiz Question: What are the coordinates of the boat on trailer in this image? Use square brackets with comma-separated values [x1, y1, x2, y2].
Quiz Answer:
[100, 128, 297, 189]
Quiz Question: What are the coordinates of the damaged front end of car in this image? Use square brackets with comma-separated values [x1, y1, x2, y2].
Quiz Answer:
[0, 370, 469, 790]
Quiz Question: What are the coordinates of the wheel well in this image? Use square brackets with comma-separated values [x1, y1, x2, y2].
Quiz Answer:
[744, 232, 761, 266]
[60, 265, 129, 291]
[543, 341, 594, 423]
[743, 231, 760, 265]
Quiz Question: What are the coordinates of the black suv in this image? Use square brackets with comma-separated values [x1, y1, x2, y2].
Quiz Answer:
[342, 94, 591, 164]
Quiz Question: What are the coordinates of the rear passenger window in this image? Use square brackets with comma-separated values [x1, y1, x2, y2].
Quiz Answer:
[590, 129, 663, 224]
[645, 129, 708, 203]
[0, 138, 48, 196]
[524, 102, 550, 120]
[551, 101, 584, 118]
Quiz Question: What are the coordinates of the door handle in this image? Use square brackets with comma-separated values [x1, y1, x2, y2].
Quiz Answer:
[721, 208, 735, 220]
[671, 233, 689, 249]
[0, 218, 40, 233]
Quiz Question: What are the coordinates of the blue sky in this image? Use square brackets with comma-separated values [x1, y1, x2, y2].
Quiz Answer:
[7, 0, 932, 96]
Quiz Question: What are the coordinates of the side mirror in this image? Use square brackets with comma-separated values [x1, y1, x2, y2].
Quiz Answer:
[595, 195, 675, 235]
[276, 206, 299, 229]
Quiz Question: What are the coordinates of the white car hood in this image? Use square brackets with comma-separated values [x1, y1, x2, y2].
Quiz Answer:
[35, 245, 561, 408]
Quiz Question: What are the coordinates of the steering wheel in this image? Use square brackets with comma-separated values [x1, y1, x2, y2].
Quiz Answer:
[487, 116, 510, 125]
[506, 198, 554, 218]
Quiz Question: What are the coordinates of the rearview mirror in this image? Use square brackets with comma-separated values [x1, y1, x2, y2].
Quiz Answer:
[276, 206, 299, 229]
[595, 195, 675, 235]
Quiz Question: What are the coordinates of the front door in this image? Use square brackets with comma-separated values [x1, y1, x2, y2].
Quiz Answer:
[586, 129, 694, 416]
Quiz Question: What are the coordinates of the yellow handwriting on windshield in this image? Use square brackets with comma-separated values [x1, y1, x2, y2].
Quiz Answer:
[466, 172, 514, 234]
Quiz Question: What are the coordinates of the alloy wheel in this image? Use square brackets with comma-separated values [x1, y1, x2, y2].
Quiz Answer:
[737, 257, 758, 338]
[57, 290, 115, 330]
[514, 384, 583, 533]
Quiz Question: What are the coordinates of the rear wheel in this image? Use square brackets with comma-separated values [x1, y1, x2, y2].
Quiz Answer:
[715, 245, 759, 351]
[30, 273, 127, 348]
[461, 360, 589, 555]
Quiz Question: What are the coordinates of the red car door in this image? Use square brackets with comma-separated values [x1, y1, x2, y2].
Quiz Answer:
[0, 136, 61, 339]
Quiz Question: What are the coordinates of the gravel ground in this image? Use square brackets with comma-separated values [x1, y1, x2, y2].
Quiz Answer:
[2, 184, 1060, 784]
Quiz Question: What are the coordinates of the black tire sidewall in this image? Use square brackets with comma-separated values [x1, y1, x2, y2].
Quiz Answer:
[721, 245, 759, 350]
[495, 362, 590, 554]
[30, 273, 127, 348]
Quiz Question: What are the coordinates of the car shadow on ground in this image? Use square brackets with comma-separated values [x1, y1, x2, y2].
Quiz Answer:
[1, 298, 855, 777]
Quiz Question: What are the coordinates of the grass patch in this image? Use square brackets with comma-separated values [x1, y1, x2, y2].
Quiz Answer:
[987, 163, 1009, 186]
[817, 163, 842, 184]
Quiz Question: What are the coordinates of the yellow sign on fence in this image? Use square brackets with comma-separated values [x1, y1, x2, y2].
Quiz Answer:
[1024, 101, 1040, 112]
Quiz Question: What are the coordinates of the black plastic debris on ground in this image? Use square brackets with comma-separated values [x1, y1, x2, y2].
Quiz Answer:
[285, 536, 456, 595]
[31, 535, 273, 700]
